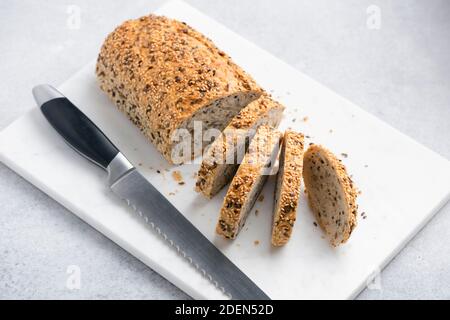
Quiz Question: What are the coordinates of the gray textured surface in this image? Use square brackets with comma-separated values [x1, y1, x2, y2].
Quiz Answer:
[0, 0, 449, 299]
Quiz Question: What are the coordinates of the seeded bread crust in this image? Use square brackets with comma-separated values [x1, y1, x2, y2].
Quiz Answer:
[216, 125, 282, 239]
[271, 131, 304, 246]
[196, 95, 284, 198]
[303, 145, 358, 246]
[96, 15, 262, 163]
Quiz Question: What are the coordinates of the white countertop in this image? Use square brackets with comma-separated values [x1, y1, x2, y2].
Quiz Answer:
[1, 0, 449, 299]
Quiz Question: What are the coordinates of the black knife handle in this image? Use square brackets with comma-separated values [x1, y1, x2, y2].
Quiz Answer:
[33, 85, 119, 170]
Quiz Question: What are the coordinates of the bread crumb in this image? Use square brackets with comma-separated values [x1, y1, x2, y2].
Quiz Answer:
[254, 240, 260, 246]
[341, 153, 348, 158]
[313, 222, 318, 227]
[168, 192, 176, 196]
[172, 170, 184, 183]
[178, 181, 185, 186]
[258, 195, 264, 202]
[255, 209, 259, 216]
[303, 116, 309, 122]
[156, 170, 161, 174]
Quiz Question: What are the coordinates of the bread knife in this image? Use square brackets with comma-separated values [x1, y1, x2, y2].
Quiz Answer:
[32, 84, 270, 300]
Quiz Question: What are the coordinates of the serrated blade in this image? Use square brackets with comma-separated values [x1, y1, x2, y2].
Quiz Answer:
[110, 168, 270, 300]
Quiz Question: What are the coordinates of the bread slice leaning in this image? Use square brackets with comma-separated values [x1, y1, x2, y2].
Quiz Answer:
[303, 145, 358, 246]
[196, 95, 284, 198]
[96, 15, 262, 164]
[216, 125, 282, 239]
[271, 131, 304, 246]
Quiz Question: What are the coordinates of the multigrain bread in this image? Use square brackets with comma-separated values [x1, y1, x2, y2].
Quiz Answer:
[196, 95, 284, 198]
[271, 131, 304, 246]
[96, 15, 262, 164]
[216, 125, 282, 239]
[302, 145, 358, 246]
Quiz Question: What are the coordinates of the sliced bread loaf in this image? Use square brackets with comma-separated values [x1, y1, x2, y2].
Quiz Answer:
[302, 145, 358, 246]
[271, 130, 304, 246]
[216, 125, 282, 239]
[196, 95, 284, 198]
[96, 15, 262, 164]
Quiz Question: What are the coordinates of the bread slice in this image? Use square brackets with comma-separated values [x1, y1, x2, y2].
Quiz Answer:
[271, 131, 304, 246]
[216, 125, 282, 239]
[196, 95, 284, 198]
[302, 145, 358, 246]
[96, 15, 262, 164]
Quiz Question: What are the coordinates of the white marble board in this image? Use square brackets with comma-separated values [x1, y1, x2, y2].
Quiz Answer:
[1, 0, 449, 299]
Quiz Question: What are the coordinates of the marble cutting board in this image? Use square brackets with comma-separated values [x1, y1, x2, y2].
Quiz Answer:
[1, 0, 450, 299]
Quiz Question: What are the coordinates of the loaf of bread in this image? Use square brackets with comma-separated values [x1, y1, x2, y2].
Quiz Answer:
[271, 130, 304, 246]
[196, 95, 284, 198]
[96, 15, 262, 164]
[216, 125, 282, 239]
[303, 145, 358, 246]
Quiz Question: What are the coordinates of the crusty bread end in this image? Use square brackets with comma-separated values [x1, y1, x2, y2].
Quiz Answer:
[303, 145, 358, 246]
